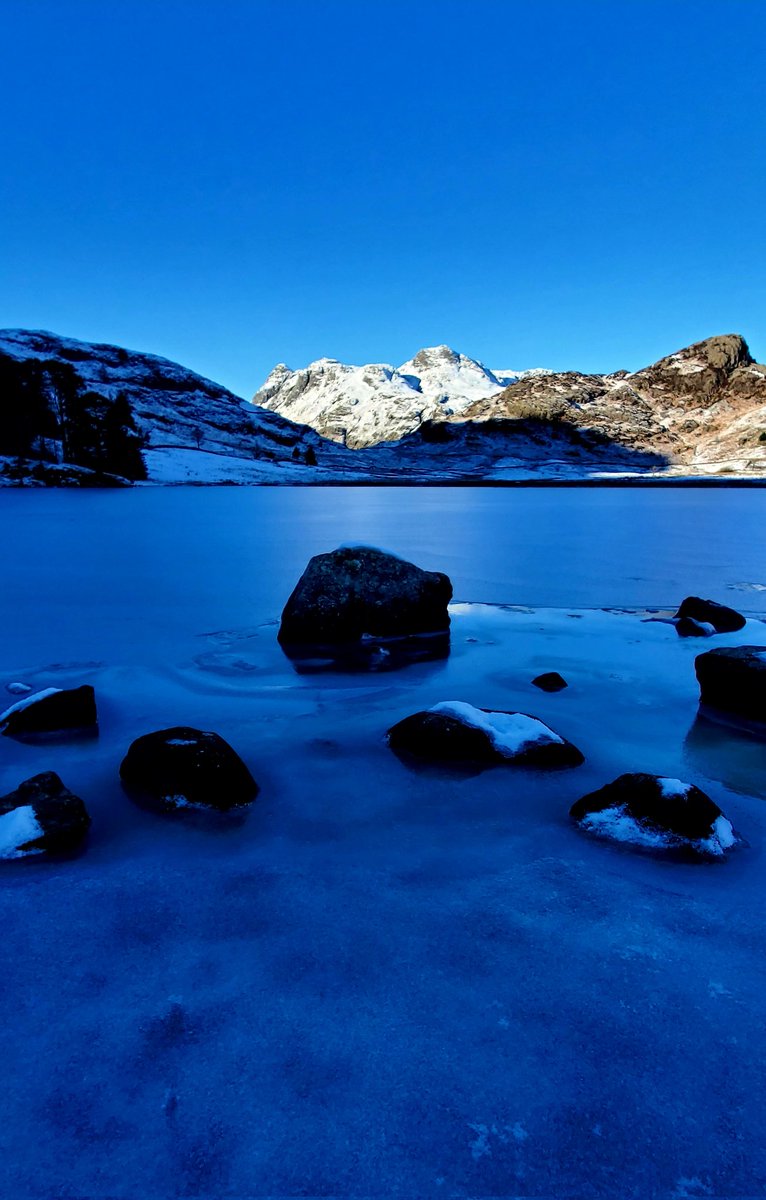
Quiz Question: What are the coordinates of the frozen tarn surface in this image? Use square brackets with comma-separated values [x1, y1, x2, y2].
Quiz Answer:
[429, 700, 563, 753]
[1, 489, 766, 1196]
[1, 486, 766, 667]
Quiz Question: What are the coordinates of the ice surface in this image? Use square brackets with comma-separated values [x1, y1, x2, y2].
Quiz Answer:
[0, 806, 43, 858]
[429, 700, 563, 753]
[0, 487, 765, 1197]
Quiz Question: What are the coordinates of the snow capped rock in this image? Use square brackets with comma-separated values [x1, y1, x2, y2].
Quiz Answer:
[0, 329, 344, 485]
[253, 345, 551, 448]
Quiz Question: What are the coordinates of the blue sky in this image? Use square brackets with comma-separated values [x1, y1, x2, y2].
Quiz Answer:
[1, 0, 764, 396]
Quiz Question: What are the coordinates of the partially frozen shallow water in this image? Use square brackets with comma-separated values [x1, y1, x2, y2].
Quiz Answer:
[1, 487, 766, 1198]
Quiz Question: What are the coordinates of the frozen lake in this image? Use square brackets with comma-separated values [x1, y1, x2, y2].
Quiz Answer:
[1, 486, 766, 1198]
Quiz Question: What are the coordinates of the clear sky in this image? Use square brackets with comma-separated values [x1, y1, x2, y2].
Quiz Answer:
[1, 0, 764, 397]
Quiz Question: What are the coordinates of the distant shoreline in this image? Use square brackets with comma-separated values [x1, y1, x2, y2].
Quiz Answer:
[265, 477, 766, 489]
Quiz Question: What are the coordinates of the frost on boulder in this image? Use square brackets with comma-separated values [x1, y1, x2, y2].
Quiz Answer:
[119, 726, 259, 812]
[695, 645, 766, 726]
[278, 546, 453, 668]
[571, 773, 737, 858]
[387, 700, 584, 768]
[0, 685, 97, 737]
[0, 772, 91, 859]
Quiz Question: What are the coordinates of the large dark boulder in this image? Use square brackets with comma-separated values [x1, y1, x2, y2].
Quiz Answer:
[695, 646, 766, 725]
[278, 547, 452, 646]
[387, 701, 584, 768]
[0, 772, 91, 858]
[120, 727, 259, 811]
[0, 685, 97, 737]
[571, 772, 736, 857]
[675, 596, 746, 634]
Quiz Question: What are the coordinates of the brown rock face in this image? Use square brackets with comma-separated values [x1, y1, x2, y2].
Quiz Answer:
[460, 334, 766, 472]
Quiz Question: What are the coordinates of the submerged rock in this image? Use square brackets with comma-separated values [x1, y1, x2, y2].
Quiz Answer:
[675, 596, 746, 634]
[532, 672, 568, 692]
[0, 685, 97, 737]
[695, 646, 766, 725]
[120, 726, 259, 811]
[0, 772, 91, 858]
[387, 701, 584, 768]
[570, 773, 736, 857]
[278, 546, 453, 646]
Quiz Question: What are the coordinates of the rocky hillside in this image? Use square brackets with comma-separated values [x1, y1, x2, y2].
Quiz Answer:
[255, 333, 766, 476]
[0, 330, 350, 485]
[253, 345, 550, 448]
[459, 334, 766, 474]
[2, 329, 764, 484]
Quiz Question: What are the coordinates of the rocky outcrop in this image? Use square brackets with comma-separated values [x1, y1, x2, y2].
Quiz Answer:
[387, 701, 584, 767]
[461, 335, 766, 475]
[0, 685, 97, 737]
[0, 772, 91, 858]
[253, 333, 766, 476]
[695, 646, 766, 725]
[120, 727, 259, 811]
[278, 547, 453, 645]
[571, 773, 736, 857]
[674, 596, 746, 633]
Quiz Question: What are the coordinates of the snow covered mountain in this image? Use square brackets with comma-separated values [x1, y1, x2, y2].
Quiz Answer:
[0, 329, 354, 485]
[1, 328, 764, 484]
[253, 345, 551, 448]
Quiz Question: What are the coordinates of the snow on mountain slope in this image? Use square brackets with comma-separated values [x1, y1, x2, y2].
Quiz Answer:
[0, 329, 350, 483]
[253, 345, 551, 448]
[460, 334, 766, 475]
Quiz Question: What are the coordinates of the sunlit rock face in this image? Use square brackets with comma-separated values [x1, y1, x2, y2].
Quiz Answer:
[460, 334, 766, 474]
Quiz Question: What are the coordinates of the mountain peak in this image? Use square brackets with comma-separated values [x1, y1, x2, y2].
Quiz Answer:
[648, 333, 752, 375]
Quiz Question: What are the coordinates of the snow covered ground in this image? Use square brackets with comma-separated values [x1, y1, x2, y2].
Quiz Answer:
[1, 487, 766, 1197]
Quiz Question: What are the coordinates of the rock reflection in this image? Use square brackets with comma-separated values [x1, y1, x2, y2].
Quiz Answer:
[683, 710, 766, 798]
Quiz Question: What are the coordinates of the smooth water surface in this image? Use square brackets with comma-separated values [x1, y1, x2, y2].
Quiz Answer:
[1, 486, 766, 666]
